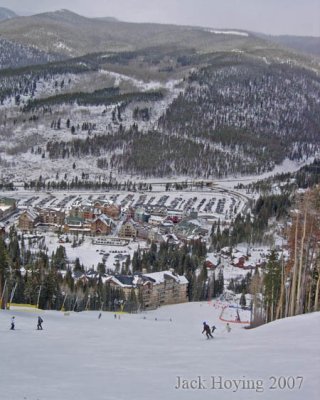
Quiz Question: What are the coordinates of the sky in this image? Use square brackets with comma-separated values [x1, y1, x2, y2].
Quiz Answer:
[1, 0, 319, 36]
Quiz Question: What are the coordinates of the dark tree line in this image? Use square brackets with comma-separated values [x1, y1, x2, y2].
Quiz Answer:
[45, 126, 273, 178]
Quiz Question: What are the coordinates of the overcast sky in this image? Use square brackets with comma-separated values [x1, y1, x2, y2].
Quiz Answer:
[1, 0, 319, 36]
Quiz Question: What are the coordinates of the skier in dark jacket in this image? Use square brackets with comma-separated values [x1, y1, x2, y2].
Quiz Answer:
[37, 316, 43, 330]
[202, 322, 213, 339]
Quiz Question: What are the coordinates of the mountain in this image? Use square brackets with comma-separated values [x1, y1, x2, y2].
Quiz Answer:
[0, 7, 17, 21]
[0, 9, 269, 57]
[269, 35, 320, 58]
[256, 33, 320, 58]
[0, 8, 319, 183]
[95, 16, 119, 22]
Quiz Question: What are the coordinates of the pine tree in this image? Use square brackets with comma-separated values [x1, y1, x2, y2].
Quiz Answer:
[0, 238, 9, 308]
[215, 269, 224, 296]
[264, 250, 282, 322]
[240, 291, 246, 308]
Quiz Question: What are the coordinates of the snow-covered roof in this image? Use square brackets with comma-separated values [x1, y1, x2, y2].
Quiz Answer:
[206, 253, 220, 266]
[109, 275, 134, 288]
[24, 208, 39, 220]
[162, 233, 179, 243]
[93, 214, 115, 226]
[143, 270, 188, 285]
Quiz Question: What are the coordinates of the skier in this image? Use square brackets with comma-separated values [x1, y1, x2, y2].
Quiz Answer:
[226, 323, 231, 333]
[37, 316, 43, 330]
[211, 325, 217, 334]
[202, 322, 213, 339]
[10, 316, 15, 330]
[98, 313, 102, 319]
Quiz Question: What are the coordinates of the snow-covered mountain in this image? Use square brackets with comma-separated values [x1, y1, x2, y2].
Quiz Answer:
[0, 9, 267, 57]
[0, 7, 17, 21]
[0, 303, 318, 400]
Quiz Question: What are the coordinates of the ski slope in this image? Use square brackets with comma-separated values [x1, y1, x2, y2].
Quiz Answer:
[0, 302, 319, 400]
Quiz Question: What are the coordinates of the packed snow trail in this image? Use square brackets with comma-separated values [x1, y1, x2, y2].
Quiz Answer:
[0, 302, 318, 400]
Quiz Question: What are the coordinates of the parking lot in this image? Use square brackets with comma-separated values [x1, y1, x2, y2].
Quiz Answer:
[2, 186, 248, 224]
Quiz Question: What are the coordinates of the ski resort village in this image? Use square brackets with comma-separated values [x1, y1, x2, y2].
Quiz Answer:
[0, 186, 261, 311]
[0, 3, 319, 400]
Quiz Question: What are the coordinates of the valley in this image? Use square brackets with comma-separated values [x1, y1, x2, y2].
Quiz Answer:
[0, 7, 319, 380]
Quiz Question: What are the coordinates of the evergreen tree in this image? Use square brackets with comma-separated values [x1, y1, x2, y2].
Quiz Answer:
[264, 250, 282, 322]
[240, 291, 246, 308]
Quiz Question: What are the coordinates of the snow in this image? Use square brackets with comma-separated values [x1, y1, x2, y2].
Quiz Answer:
[54, 42, 73, 53]
[43, 231, 143, 270]
[100, 69, 182, 92]
[216, 157, 317, 189]
[0, 303, 318, 400]
[205, 29, 249, 37]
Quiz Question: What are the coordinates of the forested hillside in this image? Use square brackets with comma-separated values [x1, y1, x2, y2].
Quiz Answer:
[0, 13, 319, 182]
[0, 38, 64, 70]
[158, 53, 320, 168]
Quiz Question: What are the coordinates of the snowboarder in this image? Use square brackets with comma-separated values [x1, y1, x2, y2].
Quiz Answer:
[10, 316, 15, 330]
[226, 323, 231, 333]
[202, 322, 213, 339]
[37, 316, 43, 330]
[211, 325, 217, 333]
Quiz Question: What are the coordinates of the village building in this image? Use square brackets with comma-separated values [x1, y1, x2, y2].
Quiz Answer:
[118, 219, 137, 238]
[173, 218, 208, 241]
[82, 205, 97, 221]
[122, 207, 135, 219]
[18, 209, 40, 231]
[69, 205, 95, 221]
[204, 253, 220, 270]
[107, 275, 136, 298]
[105, 270, 188, 309]
[94, 201, 121, 220]
[148, 229, 180, 244]
[134, 207, 146, 222]
[90, 214, 115, 235]
[141, 270, 188, 308]
[37, 208, 65, 227]
[64, 216, 91, 235]
[135, 224, 150, 240]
